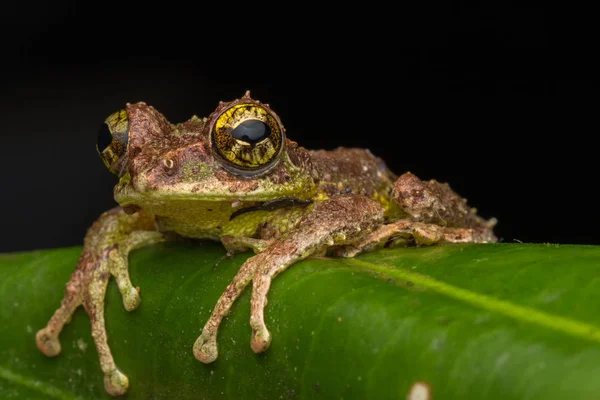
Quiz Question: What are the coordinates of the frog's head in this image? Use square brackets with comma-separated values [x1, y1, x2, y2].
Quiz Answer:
[97, 91, 316, 206]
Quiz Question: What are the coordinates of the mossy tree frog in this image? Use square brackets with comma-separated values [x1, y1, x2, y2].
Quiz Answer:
[36, 91, 496, 396]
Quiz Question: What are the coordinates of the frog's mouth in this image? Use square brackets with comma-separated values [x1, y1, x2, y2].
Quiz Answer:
[228, 197, 313, 221]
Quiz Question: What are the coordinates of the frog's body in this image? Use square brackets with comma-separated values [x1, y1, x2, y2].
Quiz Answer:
[114, 102, 402, 240]
[119, 147, 401, 240]
[37, 92, 496, 396]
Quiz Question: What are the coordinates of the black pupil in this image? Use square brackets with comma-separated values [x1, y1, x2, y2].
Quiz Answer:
[97, 123, 112, 152]
[230, 119, 271, 145]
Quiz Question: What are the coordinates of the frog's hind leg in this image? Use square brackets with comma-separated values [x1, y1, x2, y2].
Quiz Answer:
[36, 207, 164, 396]
[335, 172, 498, 257]
[392, 171, 498, 236]
[336, 220, 495, 258]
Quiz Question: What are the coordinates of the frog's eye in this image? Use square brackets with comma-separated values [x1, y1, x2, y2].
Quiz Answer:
[211, 103, 284, 176]
[97, 109, 129, 175]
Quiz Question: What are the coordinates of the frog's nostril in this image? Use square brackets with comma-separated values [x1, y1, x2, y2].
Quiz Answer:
[162, 158, 178, 176]
[162, 158, 177, 176]
[163, 159, 174, 169]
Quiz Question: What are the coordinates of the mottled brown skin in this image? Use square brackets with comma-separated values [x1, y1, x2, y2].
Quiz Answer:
[393, 172, 497, 231]
[37, 92, 496, 396]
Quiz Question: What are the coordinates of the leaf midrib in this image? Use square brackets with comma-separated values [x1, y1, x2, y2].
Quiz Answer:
[0, 366, 77, 400]
[338, 257, 600, 344]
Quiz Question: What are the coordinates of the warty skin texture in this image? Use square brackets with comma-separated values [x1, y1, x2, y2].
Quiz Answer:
[37, 92, 496, 396]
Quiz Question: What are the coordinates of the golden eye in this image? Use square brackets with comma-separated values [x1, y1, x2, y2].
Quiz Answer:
[211, 103, 284, 175]
[97, 109, 129, 175]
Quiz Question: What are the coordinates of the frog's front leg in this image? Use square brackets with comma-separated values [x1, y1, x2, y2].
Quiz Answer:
[36, 207, 164, 396]
[194, 194, 384, 363]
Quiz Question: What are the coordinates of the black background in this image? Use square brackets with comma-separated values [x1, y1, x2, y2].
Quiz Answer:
[1, 3, 595, 252]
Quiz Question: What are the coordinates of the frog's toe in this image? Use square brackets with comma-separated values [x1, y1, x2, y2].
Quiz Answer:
[104, 368, 129, 397]
[122, 286, 141, 312]
[193, 332, 218, 364]
[250, 320, 271, 353]
[35, 328, 61, 357]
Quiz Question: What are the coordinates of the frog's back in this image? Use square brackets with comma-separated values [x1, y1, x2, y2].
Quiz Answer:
[308, 147, 403, 218]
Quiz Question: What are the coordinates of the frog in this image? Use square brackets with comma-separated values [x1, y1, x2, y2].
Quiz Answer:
[36, 91, 497, 396]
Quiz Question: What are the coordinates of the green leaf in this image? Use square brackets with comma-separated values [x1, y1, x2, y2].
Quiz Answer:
[1, 243, 600, 399]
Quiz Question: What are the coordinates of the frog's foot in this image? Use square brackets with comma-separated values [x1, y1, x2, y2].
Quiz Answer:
[36, 208, 164, 397]
[336, 219, 496, 258]
[193, 330, 219, 364]
[104, 369, 129, 397]
[193, 257, 260, 363]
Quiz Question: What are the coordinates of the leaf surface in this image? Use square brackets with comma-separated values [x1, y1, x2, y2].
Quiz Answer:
[1, 243, 599, 399]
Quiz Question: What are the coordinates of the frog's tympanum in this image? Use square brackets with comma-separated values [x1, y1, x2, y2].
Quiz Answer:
[36, 91, 497, 396]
